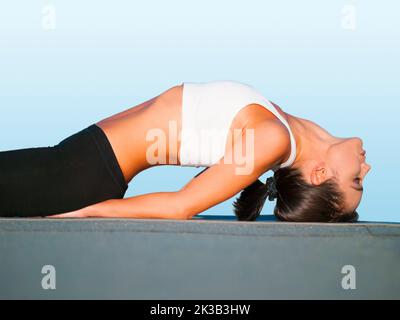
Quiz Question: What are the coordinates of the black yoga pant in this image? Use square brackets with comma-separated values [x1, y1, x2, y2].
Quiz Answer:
[0, 124, 128, 217]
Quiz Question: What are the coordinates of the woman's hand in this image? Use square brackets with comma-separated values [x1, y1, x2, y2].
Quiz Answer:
[46, 207, 88, 218]
[45, 200, 110, 219]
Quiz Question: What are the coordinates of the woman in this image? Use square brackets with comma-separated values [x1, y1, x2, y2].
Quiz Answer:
[0, 80, 371, 222]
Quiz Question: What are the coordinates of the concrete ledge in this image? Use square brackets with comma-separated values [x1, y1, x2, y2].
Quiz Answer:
[1, 215, 399, 299]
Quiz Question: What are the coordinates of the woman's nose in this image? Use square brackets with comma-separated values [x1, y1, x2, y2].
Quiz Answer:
[364, 163, 372, 174]
[352, 137, 363, 148]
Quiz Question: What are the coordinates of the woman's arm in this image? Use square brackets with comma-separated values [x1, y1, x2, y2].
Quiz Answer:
[48, 191, 185, 219]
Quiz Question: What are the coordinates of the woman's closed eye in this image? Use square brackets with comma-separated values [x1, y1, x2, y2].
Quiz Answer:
[353, 177, 364, 191]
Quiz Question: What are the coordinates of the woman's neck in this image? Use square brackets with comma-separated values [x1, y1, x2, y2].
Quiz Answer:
[284, 112, 335, 169]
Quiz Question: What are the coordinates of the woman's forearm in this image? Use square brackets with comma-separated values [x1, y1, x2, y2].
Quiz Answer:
[81, 192, 186, 220]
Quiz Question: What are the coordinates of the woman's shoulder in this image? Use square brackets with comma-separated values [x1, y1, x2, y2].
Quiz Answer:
[245, 119, 292, 169]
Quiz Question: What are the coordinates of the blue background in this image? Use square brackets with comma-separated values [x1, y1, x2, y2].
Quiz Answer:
[0, 0, 398, 222]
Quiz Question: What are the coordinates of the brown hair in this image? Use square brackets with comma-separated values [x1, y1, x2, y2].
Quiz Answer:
[232, 167, 359, 223]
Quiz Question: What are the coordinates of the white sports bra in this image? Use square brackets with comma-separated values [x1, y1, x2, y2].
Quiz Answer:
[179, 80, 297, 172]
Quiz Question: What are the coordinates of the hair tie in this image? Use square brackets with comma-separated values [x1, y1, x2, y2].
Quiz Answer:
[265, 177, 278, 201]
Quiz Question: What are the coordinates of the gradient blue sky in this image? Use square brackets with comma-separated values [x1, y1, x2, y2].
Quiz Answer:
[0, 0, 399, 221]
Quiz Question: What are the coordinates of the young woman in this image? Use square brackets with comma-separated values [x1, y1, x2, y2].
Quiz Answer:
[0, 80, 371, 222]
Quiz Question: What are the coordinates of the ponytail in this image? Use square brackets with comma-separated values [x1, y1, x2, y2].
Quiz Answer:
[233, 177, 277, 221]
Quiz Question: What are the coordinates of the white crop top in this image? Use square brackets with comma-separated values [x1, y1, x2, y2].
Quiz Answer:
[180, 80, 297, 172]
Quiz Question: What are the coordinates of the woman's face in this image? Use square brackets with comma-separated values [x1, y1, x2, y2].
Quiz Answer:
[326, 137, 372, 212]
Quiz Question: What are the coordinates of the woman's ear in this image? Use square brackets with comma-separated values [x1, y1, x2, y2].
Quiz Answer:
[310, 162, 328, 186]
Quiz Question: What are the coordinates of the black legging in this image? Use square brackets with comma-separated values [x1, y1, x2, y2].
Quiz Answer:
[0, 124, 128, 217]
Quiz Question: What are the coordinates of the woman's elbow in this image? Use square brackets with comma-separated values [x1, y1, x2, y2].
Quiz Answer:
[168, 209, 191, 220]
[168, 195, 193, 220]
[179, 204, 201, 220]
[176, 205, 194, 220]
[173, 192, 200, 220]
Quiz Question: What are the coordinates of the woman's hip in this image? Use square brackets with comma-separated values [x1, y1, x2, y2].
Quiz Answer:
[0, 124, 128, 217]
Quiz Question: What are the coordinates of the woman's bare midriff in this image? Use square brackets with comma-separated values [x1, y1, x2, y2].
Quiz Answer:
[96, 84, 290, 185]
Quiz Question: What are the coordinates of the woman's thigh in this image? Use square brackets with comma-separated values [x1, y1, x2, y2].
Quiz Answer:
[0, 125, 128, 217]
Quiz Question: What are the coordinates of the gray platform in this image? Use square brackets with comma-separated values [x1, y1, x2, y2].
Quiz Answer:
[0, 215, 399, 300]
